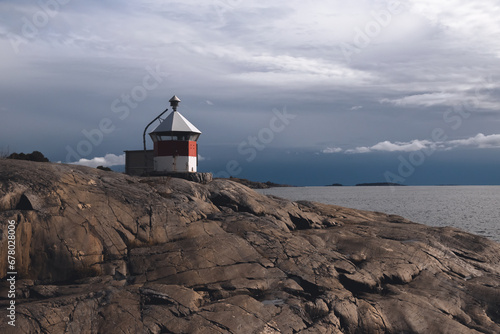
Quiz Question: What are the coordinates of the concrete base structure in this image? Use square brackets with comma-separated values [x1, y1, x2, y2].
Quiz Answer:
[154, 156, 197, 173]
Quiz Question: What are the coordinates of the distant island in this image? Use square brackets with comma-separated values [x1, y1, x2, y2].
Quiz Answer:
[327, 183, 343, 187]
[356, 182, 405, 186]
[224, 177, 294, 189]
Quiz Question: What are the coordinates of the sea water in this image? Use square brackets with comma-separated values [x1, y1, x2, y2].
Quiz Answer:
[258, 186, 500, 243]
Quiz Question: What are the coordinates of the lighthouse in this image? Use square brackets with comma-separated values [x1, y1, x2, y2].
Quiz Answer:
[149, 96, 201, 173]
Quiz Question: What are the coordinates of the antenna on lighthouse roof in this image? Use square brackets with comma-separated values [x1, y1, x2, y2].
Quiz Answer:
[169, 95, 181, 112]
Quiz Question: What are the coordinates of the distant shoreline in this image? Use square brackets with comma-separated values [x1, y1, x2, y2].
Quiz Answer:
[326, 182, 405, 187]
[223, 177, 294, 189]
[230, 179, 498, 188]
[355, 182, 405, 187]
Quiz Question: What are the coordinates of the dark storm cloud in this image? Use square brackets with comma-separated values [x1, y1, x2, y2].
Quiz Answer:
[0, 0, 499, 176]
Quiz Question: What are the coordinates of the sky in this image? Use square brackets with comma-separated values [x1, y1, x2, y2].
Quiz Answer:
[1, 0, 500, 185]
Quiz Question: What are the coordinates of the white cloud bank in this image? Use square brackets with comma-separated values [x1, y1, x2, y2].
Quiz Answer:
[71, 154, 125, 168]
[346, 139, 436, 154]
[380, 90, 500, 111]
[380, 92, 458, 108]
[2, 0, 500, 163]
[322, 147, 343, 154]
[70, 153, 209, 167]
[322, 133, 500, 154]
[448, 133, 500, 149]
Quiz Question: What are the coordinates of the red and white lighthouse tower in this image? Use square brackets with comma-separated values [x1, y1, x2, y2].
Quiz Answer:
[149, 96, 201, 173]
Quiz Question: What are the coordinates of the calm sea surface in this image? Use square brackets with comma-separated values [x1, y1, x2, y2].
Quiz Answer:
[258, 186, 500, 243]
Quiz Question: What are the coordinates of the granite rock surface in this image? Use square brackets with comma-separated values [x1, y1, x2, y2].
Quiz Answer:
[1, 159, 499, 333]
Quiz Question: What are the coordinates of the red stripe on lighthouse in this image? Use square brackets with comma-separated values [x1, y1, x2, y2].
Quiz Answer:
[154, 141, 197, 157]
[188, 141, 197, 157]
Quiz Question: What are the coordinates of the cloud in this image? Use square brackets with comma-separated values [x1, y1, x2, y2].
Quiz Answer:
[343, 134, 500, 154]
[448, 133, 500, 148]
[2, 0, 500, 165]
[380, 92, 458, 107]
[380, 89, 500, 111]
[71, 153, 210, 167]
[71, 153, 125, 168]
[345, 147, 371, 154]
[346, 139, 435, 154]
[322, 147, 342, 154]
[370, 140, 435, 152]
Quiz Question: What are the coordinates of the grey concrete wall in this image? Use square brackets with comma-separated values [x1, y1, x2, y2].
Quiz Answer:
[125, 150, 154, 176]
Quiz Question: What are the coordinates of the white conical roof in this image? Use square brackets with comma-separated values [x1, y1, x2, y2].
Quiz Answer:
[150, 111, 201, 134]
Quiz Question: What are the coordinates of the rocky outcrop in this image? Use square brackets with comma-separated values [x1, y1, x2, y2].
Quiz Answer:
[0, 159, 499, 333]
[147, 171, 213, 184]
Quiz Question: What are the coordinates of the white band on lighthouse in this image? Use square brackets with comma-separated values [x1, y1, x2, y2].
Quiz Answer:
[154, 156, 197, 173]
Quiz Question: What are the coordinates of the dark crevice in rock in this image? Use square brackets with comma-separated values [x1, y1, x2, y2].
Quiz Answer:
[16, 194, 34, 210]
[304, 303, 329, 321]
[192, 287, 223, 303]
[209, 193, 264, 217]
[451, 250, 486, 263]
[486, 305, 500, 325]
[143, 296, 175, 306]
[114, 228, 131, 251]
[288, 275, 322, 300]
[210, 194, 240, 212]
[338, 274, 375, 296]
[200, 315, 233, 333]
[334, 266, 354, 275]
[206, 213, 224, 221]
[247, 288, 266, 301]
[157, 325, 175, 334]
[288, 214, 312, 230]
[147, 205, 153, 233]
[380, 273, 411, 286]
